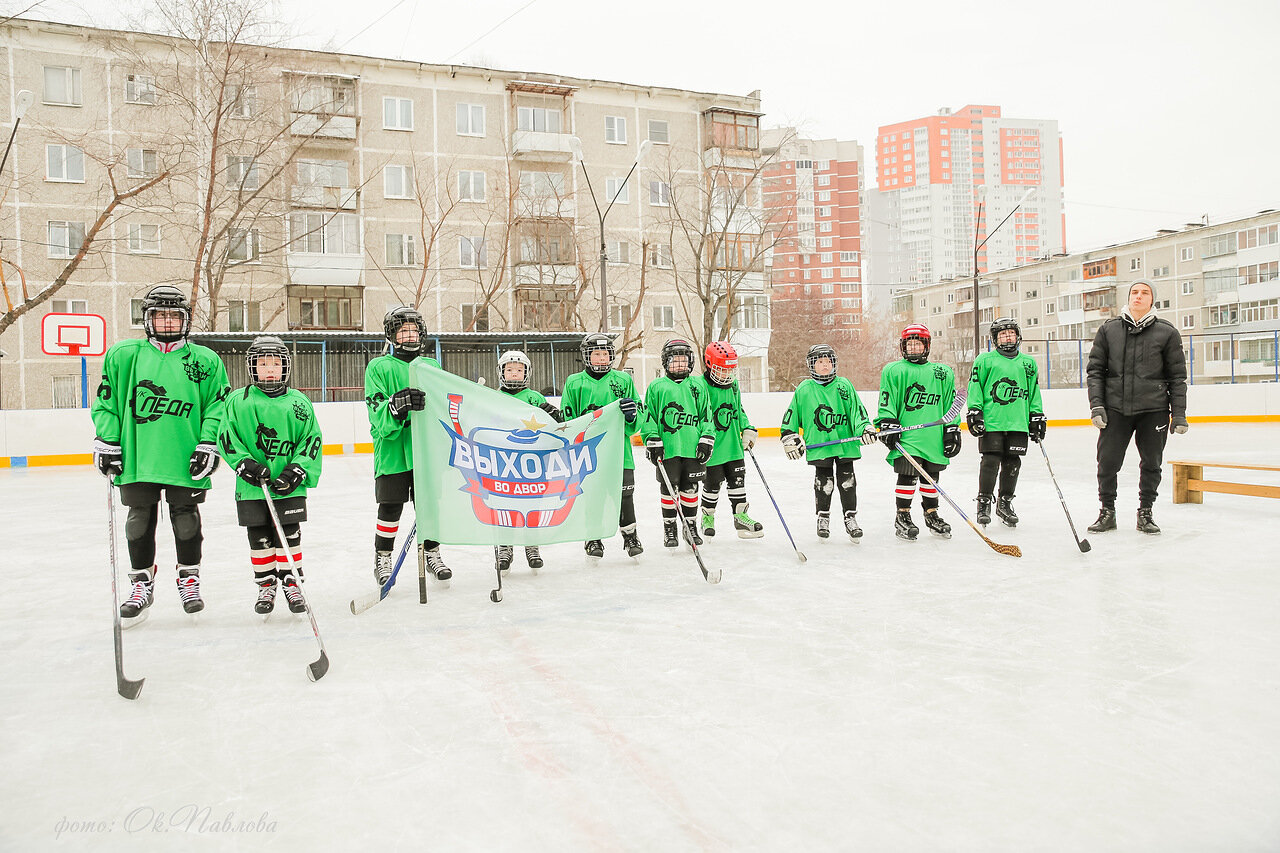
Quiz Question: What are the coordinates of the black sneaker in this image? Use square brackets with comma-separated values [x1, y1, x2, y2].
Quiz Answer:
[1136, 508, 1161, 535]
[923, 508, 952, 538]
[622, 529, 644, 557]
[996, 496, 1018, 527]
[975, 494, 993, 527]
[585, 539, 605, 559]
[663, 521, 679, 549]
[895, 510, 919, 541]
[1087, 506, 1117, 533]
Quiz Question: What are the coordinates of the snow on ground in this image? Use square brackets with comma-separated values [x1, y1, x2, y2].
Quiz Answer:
[3, 424, 1280, 852]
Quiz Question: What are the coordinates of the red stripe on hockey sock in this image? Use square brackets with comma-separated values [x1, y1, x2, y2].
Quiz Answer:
[919, 486, 937, 496]
[660, 497, 676, 507]
[250, 554, 276, 566]
[679, 494, 699, 505]
[895, 488, 916, 497]
[376, 522, 398, 535]
[275, 551, 303, 564]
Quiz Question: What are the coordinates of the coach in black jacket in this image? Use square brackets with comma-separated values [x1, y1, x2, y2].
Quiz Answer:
[1085, 279, 1188, 534]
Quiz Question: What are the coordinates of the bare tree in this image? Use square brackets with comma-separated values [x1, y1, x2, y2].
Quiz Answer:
[767, 296, 898, 391]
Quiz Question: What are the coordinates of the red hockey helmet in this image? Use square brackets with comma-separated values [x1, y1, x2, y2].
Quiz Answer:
[900, 323, 931, 363]
[704, 340, 739, 386]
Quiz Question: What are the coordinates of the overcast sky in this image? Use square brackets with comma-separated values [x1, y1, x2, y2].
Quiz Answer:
[28, 0, 1280, 255]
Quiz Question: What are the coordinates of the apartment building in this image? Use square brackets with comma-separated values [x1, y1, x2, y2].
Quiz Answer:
[0, 19, 770, 408]
[761, 129, 867, 332]
[868, 104, 1065, 290]
[890, 210, 1280, 385]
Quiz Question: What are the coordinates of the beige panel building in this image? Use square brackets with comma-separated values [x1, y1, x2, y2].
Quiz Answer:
[0, 19, 769, 408]
[891, 210, 1280, 386]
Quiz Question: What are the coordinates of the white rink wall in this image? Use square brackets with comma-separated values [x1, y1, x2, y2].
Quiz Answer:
[4, 385, 1280, 463]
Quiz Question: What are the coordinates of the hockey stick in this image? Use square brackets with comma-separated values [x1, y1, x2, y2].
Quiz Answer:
[746, 448, 806, 563]
[489, 550, 505, 603]
[806, 394, 967, 451]
[108, 483, 144, 700]
[350, 521, 418, 615]
[418, 540, 428, 604]
[262, 488, 330, 682]
[897, 447, 1021, 558]
[655, 458, 721, 584]
[1035, 438, 1091, 553]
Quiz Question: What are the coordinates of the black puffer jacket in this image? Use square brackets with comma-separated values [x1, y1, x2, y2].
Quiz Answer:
[1086, 314, 1187, 417]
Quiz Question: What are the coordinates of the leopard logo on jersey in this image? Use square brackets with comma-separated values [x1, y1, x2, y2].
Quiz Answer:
[293, 401, 310, 422]
[183, 357, 213, 384]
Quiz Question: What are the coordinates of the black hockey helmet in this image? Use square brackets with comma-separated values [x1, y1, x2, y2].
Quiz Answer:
[246, 335, 291, 395]
[384, 306, 423, 354]
[580, 333, 615, 376]
[140, 284, 190, 343]
[661, 338, 694, 379]
[990, 316, 1022, 356]
[806, 344, 837, 385]
[900, 323, 931, 364]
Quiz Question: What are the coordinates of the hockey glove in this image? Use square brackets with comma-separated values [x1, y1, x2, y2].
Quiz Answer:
[388, 387, 426, 421]
[781, 432, 805, 461]
[235, 458, 271, 487]
[694, 435, 715, 465]
[271, 462, 307, 495]
[877, 419, 902, 451]
[1171, 415, 1189, 435]
[189, 442, 220, 479]
[618, 397, 639, 423]
[93, 437, 123, 478]
[966, 409, 986, 438]
[859, 425, 880, 446]
[645, 437, 665, 465]
[740, 428, 758, 452]
[943, 424, 962, 458]
[539, 401, 562, 422]
[1029, 412, 1048, 442]
[1091, 406, 1108, 429]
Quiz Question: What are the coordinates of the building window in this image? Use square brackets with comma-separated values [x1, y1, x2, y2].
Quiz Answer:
[384, 165, 413, 199]
[735, 295, 769, 329]
[1181, 280, 1194, 295]
[51, 297, 88, 314]
[605, 177, 629, 205]
[462, 303, 490, 332]
[456, 102, 486, 136]
[648, 119, 669, 144]
[226, 155, 259, 190]
[227, 228, 260, 263]
[289, 212, 359, 254]
[606, 240, 629, 265]
[43, 66, 82, 106]
[126, 148, 158, 178]
[47, 221, 86, 259]
[649, 181, 671, 206]
[226, 84, 256, 118]
[129, 298, 145, 327]
[653, 304, 674, 330]
[519, 171, 565, 200]
[648, 243, 672, 268]
[46, 144, 85, 182]
[297, 159, 349, 189]
[1180, 246, 1194, 262]
[517, 106, 561, 133]
[125, 74, 156, 105]
[1152, 265, 1170, 278]
[605, 115, 627, 144]
[127, 224, 160, 254]
[227, 300, 261, 333]
[288, 285, 362, 330]
[385, 234, 416, 266]
[608, 303, 631, 330]
[383, 97, 413, 131]
[458, 170, 486, 202]
[459, 236, 486, 269]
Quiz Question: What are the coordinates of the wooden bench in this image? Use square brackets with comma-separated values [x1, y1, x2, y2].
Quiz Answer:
[1170, 460, 1280, 504]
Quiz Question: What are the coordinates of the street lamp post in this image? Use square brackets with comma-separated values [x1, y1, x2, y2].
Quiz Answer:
[570, 137, 652, 333]
[0, 90, 35, 179]
[973, 186, 1035, 360]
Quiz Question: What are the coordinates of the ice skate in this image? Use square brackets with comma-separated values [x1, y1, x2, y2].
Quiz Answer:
[923, 508, 952, 539]
[682, 517, 703, 546]
[282, 578, 306, 614]
[816, 511, 830, 539]
[701, 511, 716, 538]
[254, 579, 277, 615]
[995, 496, 1019, 528]
[895, 509, 919, 541]
[495, 545, 513, 573]
[621, 528, 643, 558]
[843, 511, 862, 542]
[176, 566, 204, 614]
[120, 567, 155, 619]
[423, 546, 452, 582]
[585, 539, 604, 560]
[524, 546, 542, 570]
[733, 503, 764, 539]
[975, 494, 993, 527]
[374, 550, 393, 586]
[663, 520, 679, 549]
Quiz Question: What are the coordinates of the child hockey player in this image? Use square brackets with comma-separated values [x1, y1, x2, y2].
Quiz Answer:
[876, 324, 961, 541]
[966, 317, 1046, 527]
[494, 349, 562, 573]
[641, 339, 715, 548]
[780, 344, 878, 542]
[560, 333, 644, 558]
[218, 336, 323, 614]
[365, 306, 452, 586]
[694, 341, 764, 539]
[91, 285, 230, 617]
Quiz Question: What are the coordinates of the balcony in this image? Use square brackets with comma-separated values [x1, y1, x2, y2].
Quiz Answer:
[513, 196, 575, 221]
[290, 112, 357, 140]
[291, 186, 358, 210]
[512, 131, 576, 161]
[512, 263, 577, 288]
[286, 252, 363, 286]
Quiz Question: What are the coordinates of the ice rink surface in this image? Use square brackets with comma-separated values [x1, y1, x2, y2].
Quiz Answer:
[3, 424, 1280, 852]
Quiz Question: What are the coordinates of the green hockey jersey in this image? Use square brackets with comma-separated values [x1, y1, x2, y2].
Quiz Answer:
[689, 374, 754, 466]
[780, 377, 871, 461]
[90, 339, 230, 488]
[876, 359, 959, 466]
[640, 375, 713, 459]
[218, 386, 323, 501]
[365, 353, 442, 477]
[967, 350, 1043, 433]
[504, 387, 551, 410]
[560, 369, 640, 470]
